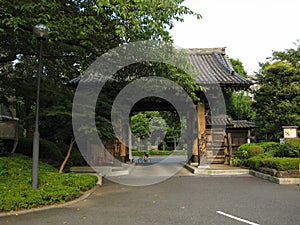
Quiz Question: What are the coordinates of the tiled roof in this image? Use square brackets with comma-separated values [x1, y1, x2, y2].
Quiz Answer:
[187, 48, 252, 88]
[231, 120, 256, 129]
[206, 116, 256, 129]
[69, 47, 252, 89]
[206, 116, 232, 127]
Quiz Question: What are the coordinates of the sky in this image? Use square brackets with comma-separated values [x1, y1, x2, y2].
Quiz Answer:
[169, 0, 300, 74]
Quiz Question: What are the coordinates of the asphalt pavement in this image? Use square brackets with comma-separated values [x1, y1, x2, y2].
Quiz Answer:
[1, 168, 300, 225]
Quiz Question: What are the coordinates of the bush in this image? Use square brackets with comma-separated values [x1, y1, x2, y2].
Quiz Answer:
[55, 142, 86, 168]
[236, 143, 259, 160]
[275, 139, 300, 158]
[247, 146, 264, 158]
[247, 156, 300, 171]
[232, 158, 243, 167]
[258, 142, 281, 152]
[10, 138, 64, 167]
[246, 155, 263, 170]
[132, 150, 187, 156]
[0, 154, 98, 211]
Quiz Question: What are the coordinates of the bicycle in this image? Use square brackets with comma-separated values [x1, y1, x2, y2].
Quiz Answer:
[137, 156, 151, 164]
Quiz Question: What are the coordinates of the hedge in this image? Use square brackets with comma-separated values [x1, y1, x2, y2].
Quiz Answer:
[247, 156, 300, 171]
[275, 138, 300, 158]
[132, 150, 187, 156]
[3, 138, 64, 166]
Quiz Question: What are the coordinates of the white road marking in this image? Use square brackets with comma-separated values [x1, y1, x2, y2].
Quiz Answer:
[216, 211, 260, 225]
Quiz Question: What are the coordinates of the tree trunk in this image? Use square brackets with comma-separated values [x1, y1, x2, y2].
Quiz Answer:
[59, 138, 76, 173]
[11, 122, 19, 153]
[173, 138, 176, 150]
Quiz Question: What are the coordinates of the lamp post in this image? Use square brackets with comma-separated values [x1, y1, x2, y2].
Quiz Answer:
[32, 24, 49, 189]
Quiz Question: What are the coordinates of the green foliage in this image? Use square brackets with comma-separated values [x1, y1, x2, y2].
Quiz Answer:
[131, 112, 152, 140]
[247, 146, 264, 158]
[254, 43, 300, 141]
[149, 150, 186, 156]
[132, 149, 186, 156]
[234, 142, 278, 166]
[285, 138, 300, 149]
[230, 58, 248, 78]
[131, 111, 185, 150]
[246, 155, 263, 170]
[0, 154, 97, 211]
[258, 142, 281, 152]
[0, 0, 201, 154]
[275, 138, 300, 158]
[235, 141, 300, 171]
[56, 142, 86, 168]
[11, 138, 64, 167]
[232, 158, 243, 167]
[247, 156, 300, 171]
[236, 143, 260, 160]
[226, 59, 253, 120]
[226, 90, 254, 120]
[0, 139, 4, 154]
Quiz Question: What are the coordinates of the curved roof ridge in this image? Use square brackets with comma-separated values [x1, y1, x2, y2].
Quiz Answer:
[212, 51, 232, 74]
[185, 47, 226, 55]
[188, 47, 252, 88]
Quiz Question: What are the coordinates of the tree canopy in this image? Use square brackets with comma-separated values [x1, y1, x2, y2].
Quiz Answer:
[254, 42, 300, 141]
[226, 58, 254, 120]
[0, 0, 201, 149]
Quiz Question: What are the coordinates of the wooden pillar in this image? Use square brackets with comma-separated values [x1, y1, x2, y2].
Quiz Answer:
[128, 124, 132, 162]
[228, 132, 233, 165]
[198, 102, 206, 135]
[119, 137, 126, 163]
[192, 102, 206, 162]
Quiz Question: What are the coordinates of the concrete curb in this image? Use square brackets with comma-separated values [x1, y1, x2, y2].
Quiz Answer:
[249, 170, 300, 185]
[71, 165, 133, 177]
[184, 163, 250, 176]
[185, 163, 300, 184]
[0, 174, 101, 218]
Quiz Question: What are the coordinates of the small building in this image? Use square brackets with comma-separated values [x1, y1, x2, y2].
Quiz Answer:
[188, 48, 254, 163]
[0, 97, 19, 151]
[104, 47, 254, 164]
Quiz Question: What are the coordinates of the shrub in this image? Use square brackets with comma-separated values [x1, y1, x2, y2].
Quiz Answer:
[234, 143, 264, 166]
[236, 143, 259, 160]
[247, 146, 264, 158]
[132, 150, 187, 156]
[0, 154, 98, 211]
[232, 158, 243, 166]
[275, 139, 300, 158]
[247, 156, 300, 171]
[56, 142, 86, 168]
[246, 155, 263, 170]
[258, 142, 280, 152]
[12, 138, 64, 167]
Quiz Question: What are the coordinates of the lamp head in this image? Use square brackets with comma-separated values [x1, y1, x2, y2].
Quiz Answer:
[33, 24, 49, 40]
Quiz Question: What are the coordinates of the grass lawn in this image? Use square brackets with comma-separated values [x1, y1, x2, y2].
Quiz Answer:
[0, 154, 98, 212]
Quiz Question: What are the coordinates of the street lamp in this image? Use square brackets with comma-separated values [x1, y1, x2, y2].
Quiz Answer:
[32, 24, 49, 189]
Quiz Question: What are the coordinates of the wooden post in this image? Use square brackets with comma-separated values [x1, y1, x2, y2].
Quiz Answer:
[128, 124, 132, 162]
[228, 132, 232, 165]
[193, 102, 206, 163]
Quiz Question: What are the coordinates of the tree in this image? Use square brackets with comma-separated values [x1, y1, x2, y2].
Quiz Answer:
[226, 58, 254, 120]
[254, 42, 300, 141]
[131, 112, 151, 148]
[230, 58, 247, 78]
[0, 0, 201, 148]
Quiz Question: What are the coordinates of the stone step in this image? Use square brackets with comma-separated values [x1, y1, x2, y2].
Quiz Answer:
[70, 166, 132, 176]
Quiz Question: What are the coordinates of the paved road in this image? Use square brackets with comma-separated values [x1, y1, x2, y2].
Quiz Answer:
[1, 171, 300, 225]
